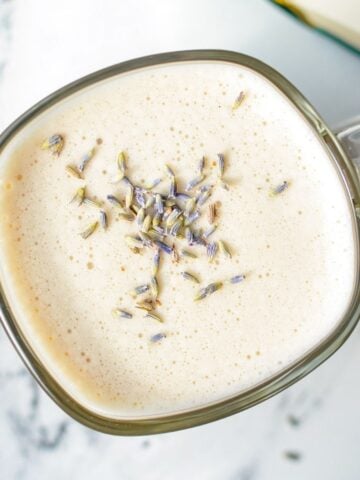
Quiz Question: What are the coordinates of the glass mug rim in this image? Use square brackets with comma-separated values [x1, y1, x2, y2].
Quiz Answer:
[0, 49, 359, 435]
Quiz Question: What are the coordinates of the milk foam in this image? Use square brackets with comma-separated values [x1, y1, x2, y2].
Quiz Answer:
[0, 61, 356, 416]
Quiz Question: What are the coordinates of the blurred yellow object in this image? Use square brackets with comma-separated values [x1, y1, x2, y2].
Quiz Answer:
[273, 0, 360, 51]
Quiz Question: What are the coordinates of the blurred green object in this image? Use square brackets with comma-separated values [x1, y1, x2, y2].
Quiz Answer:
[270, 0, 360, 53]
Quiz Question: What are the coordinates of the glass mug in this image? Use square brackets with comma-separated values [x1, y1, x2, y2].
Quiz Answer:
[0, 50, 359, 435]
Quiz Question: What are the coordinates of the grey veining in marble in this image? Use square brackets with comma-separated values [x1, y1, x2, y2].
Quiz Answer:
[0, 1, 360, 479]
[0, 0, 12, 79]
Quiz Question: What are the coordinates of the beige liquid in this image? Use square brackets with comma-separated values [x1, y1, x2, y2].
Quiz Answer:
[0, 62, 356, 417]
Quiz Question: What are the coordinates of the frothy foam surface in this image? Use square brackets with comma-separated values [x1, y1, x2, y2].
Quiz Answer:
[0, 61, 356, 417]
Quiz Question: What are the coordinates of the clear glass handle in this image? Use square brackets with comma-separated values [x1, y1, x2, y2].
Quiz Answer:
[335, 117, 360, 175]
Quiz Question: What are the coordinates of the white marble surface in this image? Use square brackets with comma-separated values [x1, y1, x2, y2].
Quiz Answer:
[0, 1, 360, 479]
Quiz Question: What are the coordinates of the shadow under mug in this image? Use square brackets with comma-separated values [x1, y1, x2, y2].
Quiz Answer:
[0, 50, 360, 435]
